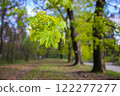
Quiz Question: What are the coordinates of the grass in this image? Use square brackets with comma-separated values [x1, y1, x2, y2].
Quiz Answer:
[0, 59, 36, 66]
[106, 70, 120, 77]
[21, 59, 120, 80]
[0, 59, 120, 80]
[21, 59, 93, 80]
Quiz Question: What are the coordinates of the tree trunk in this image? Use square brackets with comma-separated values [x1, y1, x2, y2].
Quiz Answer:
[58, 38, 64, 59]
[67, 9, 83, 65]
[68, 44, 72, 63]
[64, 27, 73, 63]
[78, 40, 84, 64]
[92, 44, 106, 73]
[25, 51, 29, 62]
[18, 26, 22, 49]
[17, 16, 22, 60]
[91, 0, 106, 73]
[0, 9, 5, 63]
[46, 48, 50, 58]
[11, 33, 15, 63]
[11, 30, 16, 63]
[60, 54, 64, 59]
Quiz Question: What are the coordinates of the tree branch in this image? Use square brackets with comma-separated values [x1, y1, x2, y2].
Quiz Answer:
[86, 13, 94, 22]
[32, 0, 47, 11]
[0, 5, 16, 12]
[107, 3, 120, 9]
[57, 8, 66, 20]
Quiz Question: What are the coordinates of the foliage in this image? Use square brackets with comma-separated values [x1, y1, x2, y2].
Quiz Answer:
[47, 0, 73, 9]
[74, 0, 120, 63]
[0, 0, 17, 9]
[28, 11, 66, 49]
[7, 6, 27, 26]
[82, 45, 93, 61]
[75, 1, 94, 61]
[105, 55, 119, 62]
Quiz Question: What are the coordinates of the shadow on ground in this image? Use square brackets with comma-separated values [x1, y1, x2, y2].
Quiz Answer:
[0, 59, 120, 80]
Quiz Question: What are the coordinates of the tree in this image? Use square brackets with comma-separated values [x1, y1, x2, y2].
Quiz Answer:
[45, 0, 84, 65]
[91, 0, 106, 73]
[67, 9, 83, 65]
[14, 7, 27, 60]
[66, 30, 73, 63]
[0, 0, 9, 62]
[0, 0, 18, 63]
[0, 0, 31, 63]
[52, 7, 73, 62]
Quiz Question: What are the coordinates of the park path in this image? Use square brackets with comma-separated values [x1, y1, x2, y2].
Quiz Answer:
[85, 62, 120, 73]
[0, 59, 120, 80]
[0, 61, 39, 80]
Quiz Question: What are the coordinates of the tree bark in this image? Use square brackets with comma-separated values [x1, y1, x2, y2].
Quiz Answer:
[67, 9, 83, 65]
[46, 48, 50, 58]
[91, 0, 106, 73]
[78, 40, 84, 64]
[64, 27, 73, 63]
[0, 9, 6, 63]
[0, 10, 5, 54]
[25, 50, 29, 62]
[17, 16, 23, 60]
[58, 38, 64, 59]
[68, 43, 73, 63]
[11, 31, 16, 63]
[60, 54, 64, 59]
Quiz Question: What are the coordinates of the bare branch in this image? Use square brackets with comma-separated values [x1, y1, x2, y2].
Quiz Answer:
[32, 0, 47, 11]
[106, 23, 116, 29]
[107, 3, 120, 9]
[0, 5, 16, 12]
[57, 8, 66, 20]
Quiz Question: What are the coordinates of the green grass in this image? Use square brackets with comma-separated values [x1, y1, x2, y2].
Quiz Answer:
[106, 70, 120, 77]
[21, 59, 92, 80]
[0, 59, 120, 80]
[0, 60, 36, 66]
[21, 59, 120, 79]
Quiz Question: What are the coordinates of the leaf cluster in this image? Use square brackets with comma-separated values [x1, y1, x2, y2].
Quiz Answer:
[28, 11, 66, 49]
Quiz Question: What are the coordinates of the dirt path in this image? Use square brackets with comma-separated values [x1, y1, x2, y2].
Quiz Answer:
[0, 61, 39, 80]
[0, 59, 120, 80]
